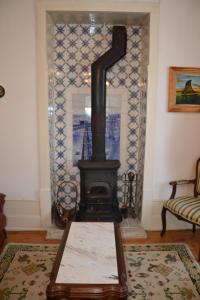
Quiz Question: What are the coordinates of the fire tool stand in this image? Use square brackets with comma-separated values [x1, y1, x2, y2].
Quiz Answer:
[121, 172, 137, 218]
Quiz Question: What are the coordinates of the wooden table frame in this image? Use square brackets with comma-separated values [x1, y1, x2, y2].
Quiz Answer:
[46, 222, 128, 300]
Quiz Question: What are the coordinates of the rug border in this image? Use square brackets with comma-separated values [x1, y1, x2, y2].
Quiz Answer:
[2, 242, 198, 274]
[0, 242, 59, 261]
[1, 242, 198, 264]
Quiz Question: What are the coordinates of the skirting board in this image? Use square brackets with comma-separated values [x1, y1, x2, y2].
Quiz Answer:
[5, 215, 43, 231]
[3, 198, 195, 231]
[4, 199, 43, 230]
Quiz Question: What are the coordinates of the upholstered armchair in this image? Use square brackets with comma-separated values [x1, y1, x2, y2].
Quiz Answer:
[161, 158, 200, 237]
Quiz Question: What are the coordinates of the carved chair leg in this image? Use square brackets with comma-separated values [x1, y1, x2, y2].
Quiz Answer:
[192, 224, 196, 233]
[160, 207, 167, 237]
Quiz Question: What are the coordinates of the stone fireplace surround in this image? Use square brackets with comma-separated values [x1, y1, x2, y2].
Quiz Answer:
[36, 1, 159, 230]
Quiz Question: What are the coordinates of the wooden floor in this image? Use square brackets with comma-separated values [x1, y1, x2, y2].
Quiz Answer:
[2, 229, 200, 262]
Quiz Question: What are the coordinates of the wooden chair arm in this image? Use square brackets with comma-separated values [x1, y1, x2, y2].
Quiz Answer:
[169, 179, 195, 199]
[169, 179, 195, 186]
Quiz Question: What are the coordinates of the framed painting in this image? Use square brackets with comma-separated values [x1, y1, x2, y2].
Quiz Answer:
[168, 67, 200, 112]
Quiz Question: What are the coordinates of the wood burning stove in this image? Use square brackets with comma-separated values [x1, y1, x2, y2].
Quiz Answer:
[76, 26, 127, 222]
[77, 160, 121, 221]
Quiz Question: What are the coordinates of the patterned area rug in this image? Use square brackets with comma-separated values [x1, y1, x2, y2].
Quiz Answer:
[124, 244, 200, 299]
[0, 243, 200, 299]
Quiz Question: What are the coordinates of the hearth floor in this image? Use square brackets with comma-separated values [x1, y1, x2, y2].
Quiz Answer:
[120, 217, 147, 240]
[45, 218, 147, 240]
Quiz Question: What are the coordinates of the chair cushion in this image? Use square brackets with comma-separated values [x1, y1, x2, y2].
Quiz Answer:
[164, 196, 200, 225]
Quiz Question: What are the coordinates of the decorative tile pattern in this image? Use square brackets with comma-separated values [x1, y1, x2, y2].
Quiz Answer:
[48, 23, 148, 216]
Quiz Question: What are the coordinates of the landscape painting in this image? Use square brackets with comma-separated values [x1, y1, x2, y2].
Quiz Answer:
[168, 67, 200, 112]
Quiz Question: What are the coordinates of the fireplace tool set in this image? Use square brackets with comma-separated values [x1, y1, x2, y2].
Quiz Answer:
[121, 172, 137, 219]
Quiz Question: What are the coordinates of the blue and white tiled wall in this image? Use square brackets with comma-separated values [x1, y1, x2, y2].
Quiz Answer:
[48, 23, 148, 219]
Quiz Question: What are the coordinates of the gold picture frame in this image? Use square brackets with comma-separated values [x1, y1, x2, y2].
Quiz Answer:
[168, 66, 200, 112]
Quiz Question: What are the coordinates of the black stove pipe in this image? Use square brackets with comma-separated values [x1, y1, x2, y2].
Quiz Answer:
[91, 26, 127, 161]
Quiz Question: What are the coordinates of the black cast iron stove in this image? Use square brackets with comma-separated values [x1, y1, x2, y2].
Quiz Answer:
[76, 26, 127, 222]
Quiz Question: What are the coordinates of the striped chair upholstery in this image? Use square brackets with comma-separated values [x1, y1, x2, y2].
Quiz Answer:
[161, 158, 200, 237]
[164, 196, 200, 225]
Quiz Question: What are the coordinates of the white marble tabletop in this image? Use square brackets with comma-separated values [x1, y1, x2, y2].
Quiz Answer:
[56, 222, 119, 284]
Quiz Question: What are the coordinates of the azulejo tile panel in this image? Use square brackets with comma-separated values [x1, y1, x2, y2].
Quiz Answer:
[48, 23, 148, 218]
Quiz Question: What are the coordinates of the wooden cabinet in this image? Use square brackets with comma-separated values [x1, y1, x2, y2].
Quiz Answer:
[0, 193, 6, 247]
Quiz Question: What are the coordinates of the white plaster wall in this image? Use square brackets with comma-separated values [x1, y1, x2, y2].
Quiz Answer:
[151, 0, 200, 229]
[0, 0, 41, 229]
[0, 0, 38, 200]
[0, 0, 199, 230]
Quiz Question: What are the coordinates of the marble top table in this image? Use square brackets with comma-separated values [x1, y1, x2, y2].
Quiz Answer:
[47, 222, 128, 300]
